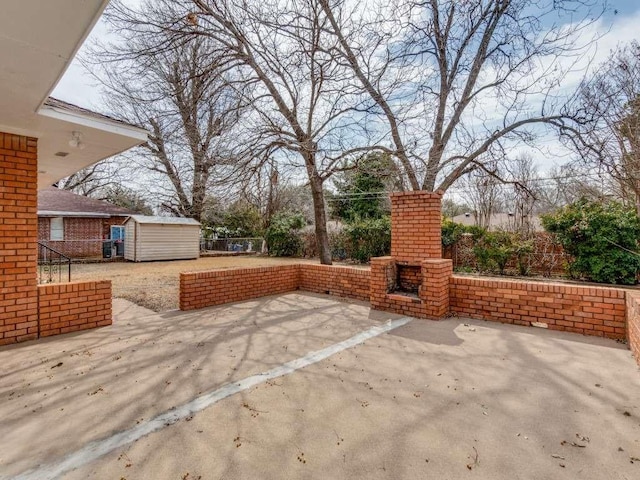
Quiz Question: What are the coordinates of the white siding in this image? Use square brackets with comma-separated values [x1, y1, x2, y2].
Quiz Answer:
[124, 221, 137, 261]
[124, 220, 199, 262]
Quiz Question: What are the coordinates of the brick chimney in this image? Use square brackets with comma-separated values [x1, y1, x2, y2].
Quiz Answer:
[390, 191, 443, 261]
[370, 191, 452, 319]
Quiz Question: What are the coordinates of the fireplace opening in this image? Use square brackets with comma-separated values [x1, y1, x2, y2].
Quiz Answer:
[394, 263, 421, 295]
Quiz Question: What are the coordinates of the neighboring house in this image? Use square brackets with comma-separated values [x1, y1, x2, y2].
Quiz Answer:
[451, 212, 544, 232]
[38, 187, 135, 258]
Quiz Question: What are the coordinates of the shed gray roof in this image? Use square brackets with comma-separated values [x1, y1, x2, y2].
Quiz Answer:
[125, 215, 201, 226]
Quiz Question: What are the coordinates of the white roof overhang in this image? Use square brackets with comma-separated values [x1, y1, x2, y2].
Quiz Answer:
[0, 0, 148, 189]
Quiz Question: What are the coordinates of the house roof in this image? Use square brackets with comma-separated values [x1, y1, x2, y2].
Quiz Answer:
[38, 187, 136, 217]
[451, 212, 543, 231]
[43, 98, 144, 131]
[125, 215, 201, 226]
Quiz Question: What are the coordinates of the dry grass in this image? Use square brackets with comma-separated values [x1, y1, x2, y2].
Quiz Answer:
[71, 256, 317, 312]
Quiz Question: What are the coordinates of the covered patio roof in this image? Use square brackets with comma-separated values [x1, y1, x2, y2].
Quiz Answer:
[0, 0, 148, 188]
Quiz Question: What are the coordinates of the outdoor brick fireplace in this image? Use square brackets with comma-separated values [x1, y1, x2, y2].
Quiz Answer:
[370, 191, 453, 319]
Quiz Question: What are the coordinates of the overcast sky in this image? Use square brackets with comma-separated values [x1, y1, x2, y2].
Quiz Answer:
[52, 0, 640, 176]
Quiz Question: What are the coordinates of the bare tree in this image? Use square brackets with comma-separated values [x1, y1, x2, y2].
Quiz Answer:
[89, 0, 604, 262]
[503, 154, 539, 234]
[462, 163, 503, 229]
[57, 161, 122, 196]
[105, 0, 380, 264]
[100, 184, 155, 215]
[535, 164, 609, 213]
[441, 198, 470, 218]
[319, 0, 603, 192]
[235, 162, 317, 229]
[87, 16, 249, 223]
[566, 41, 640, 214]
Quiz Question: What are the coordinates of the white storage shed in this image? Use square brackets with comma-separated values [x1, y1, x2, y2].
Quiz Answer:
[124, 216, 201, 262]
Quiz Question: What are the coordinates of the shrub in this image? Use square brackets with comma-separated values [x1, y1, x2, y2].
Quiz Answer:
[513, 236, 534, 276]
[442, 219, 487, 246]
[541, 199, 640, 284]
[344, 216, 391, 263]
[329, 229, 350, 261]
[265, 212, 306, 257]
[218, 202, 263, 237]
[441, 218, 466, 247]
[471, 230, 534, 275]
[473, 231, 514, 274]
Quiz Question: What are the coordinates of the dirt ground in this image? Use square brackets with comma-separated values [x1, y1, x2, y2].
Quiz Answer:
[71, 256, 320, 312]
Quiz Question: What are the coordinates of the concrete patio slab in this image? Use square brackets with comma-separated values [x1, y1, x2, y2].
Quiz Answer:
[1, 293, 639, 479]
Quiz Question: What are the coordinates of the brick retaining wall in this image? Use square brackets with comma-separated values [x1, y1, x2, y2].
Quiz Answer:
[178, 263, 640, 364]
[450, 276, 626, 340]
[180, 264, 372, 311]
[180, 265, 301, 310]
[38, 281, 112, 337]
[299, 264, 371, 301]
[626, 292, 640, 364]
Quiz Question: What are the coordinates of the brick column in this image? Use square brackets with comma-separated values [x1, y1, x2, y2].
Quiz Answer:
[626, 292, 640, 366]
[0, 132, 39, 345]
[370, 256, 395, 310]
[420, 259, 453, 317]
[391, 191, 443, 261]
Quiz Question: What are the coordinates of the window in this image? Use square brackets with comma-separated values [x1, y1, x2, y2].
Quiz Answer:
[110, 225, 125, 241]
[50, 217, 64, 241]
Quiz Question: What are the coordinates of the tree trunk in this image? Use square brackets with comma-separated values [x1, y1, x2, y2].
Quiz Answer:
[308, 173, 332, 265]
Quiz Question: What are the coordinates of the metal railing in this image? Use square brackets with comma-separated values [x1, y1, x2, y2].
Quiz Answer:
[200, 237, 263, 253]
[37, 242, 71, 284]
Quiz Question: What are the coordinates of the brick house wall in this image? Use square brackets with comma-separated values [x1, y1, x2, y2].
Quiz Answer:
[39, 217, 102, 257]
[37, 216, 48, 241]
[1, 131, 113, 347]
[38, 216, 129, 258]
[0, 132, 39, 344]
